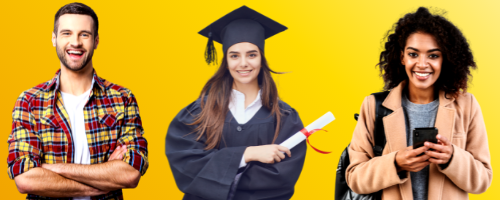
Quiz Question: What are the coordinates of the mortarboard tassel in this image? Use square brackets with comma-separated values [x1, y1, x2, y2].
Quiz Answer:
[204, 32, 217, 65]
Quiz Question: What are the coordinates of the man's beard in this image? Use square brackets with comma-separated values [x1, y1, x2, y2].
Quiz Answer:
[56, 43, 94, 72]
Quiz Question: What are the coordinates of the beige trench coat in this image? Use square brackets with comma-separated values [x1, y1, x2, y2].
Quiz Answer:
[346, 81, 492, 200]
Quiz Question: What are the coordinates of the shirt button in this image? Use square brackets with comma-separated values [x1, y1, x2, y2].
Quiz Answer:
[237, 126, 242, 132]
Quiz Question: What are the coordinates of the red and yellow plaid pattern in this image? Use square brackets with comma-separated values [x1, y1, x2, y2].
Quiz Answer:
[7, 70, 148, 200]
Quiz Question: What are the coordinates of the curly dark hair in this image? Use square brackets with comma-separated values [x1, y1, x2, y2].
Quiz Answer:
[378, 7, 476, 96]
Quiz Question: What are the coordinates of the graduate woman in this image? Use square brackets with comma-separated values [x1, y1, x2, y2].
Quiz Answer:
[346, 7, 492, 200]
[165, 6, 306, 200]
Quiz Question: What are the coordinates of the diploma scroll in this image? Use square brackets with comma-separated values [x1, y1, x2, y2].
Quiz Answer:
[280, 112, 335, 152]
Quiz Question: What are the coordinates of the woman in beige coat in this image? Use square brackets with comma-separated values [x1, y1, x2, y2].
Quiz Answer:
[346, 7, 492, 200]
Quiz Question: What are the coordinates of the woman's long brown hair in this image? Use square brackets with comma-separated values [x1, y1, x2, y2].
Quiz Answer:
[190, 53, 283, 150]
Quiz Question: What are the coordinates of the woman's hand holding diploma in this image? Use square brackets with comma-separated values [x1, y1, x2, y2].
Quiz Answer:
[244, 145, 291, 164]
[243, 112, 334, 165]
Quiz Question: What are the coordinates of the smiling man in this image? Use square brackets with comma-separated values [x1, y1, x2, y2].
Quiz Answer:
[7, 3, 148, 200]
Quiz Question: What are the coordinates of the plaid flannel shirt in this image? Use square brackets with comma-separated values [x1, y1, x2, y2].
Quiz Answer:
[7, 70, 148, 200]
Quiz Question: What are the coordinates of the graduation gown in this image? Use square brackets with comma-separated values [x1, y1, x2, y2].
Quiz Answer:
[165, 99, 307, 200]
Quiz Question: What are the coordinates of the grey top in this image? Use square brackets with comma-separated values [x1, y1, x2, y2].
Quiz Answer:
[402, 93, 439, 200]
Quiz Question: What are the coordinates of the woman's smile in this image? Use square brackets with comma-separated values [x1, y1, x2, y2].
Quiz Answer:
[237, 70, 253, 76]
[413, 71, 433, 80]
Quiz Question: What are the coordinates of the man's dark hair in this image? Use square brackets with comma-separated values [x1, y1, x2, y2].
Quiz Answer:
[53, 3, 98, 37]
[378, 7, 476, 97]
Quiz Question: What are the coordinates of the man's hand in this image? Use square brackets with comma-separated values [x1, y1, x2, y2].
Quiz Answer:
[42, 145, 128, 173]
[84, 187, 109, 197]
[109, 145, 128, 161]
[41, 163, 60, 174]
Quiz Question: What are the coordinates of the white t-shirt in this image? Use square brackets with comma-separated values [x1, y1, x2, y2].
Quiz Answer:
[61, 87, 92, 200]
[228, 89, 262, 168]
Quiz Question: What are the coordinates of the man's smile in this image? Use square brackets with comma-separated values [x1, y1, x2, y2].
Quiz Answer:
[66, 49, 85, 60]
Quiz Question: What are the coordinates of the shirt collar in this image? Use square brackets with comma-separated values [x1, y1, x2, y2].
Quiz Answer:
[230, 89, 262, 109]
[44, 69, 106, 92]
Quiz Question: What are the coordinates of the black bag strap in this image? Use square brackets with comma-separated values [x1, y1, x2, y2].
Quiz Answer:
[335, 91, 392, 200]
[371, 91, 392, 157]
[336, 91, 392, 200]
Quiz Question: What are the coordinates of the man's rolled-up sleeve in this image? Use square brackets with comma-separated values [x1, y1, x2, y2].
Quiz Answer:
[118, 93, 148, 175]
[7, 93, 42, 179]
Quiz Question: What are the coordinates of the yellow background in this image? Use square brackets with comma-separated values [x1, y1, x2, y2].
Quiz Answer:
[1, 0, 498, 199]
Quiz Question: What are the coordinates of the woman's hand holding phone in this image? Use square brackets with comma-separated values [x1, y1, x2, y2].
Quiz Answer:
[244, 145, 291, 164]
[424, 134, 454, 167]
[395, 146, 431, 172]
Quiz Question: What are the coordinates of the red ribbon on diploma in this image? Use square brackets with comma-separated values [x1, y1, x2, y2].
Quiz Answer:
[300, 128, 331, 154]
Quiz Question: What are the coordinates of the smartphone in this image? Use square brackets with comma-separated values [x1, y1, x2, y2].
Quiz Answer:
[412, 127, 438, 150]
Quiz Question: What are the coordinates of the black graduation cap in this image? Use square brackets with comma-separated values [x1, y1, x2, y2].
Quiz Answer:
[199, 6, 288, 65]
